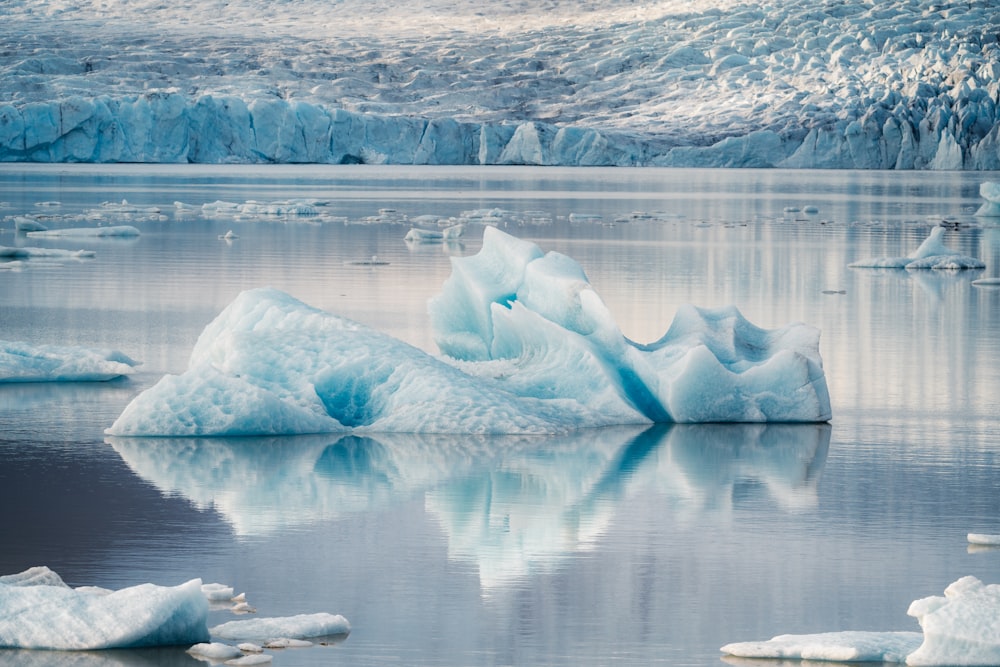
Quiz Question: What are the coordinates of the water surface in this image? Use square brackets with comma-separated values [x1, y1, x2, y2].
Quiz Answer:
[1, 165, 998, 666]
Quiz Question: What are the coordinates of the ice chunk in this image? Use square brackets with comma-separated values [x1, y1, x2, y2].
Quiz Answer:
[188, 642, 244, 660]
[975, 182, 1000, 218]
[0, 246, 95, 259]
[968, 534, 1000, 546]
[0, 340, 139, 382]
[721, 631, 922, 662]
[721, 576, 1000, 665]
[210, 613, 350, 641]
[107, 229, 830, 435]
[849, 226, 985, 270]
[26, 225, 141, 238]
[907, 576, 1000, 666]
[0, 568, 209, 650]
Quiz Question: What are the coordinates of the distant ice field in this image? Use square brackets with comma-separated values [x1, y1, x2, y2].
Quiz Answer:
[2, 0, 1000, 166]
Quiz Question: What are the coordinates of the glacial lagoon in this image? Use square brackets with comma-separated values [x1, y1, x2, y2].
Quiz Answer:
[1, 164, 999, 666]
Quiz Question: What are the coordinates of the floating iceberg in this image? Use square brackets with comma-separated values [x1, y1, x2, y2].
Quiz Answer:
[26, 225, 141, 238]
[0, 340, 139, 382]
[975, 182, 1000, 218]
[404, 222, 466, 243]
[0, 567, 209, 650]
[107, 228, 830, 436]
[849, 226, 985, 270]
[0, 246, 94, 260]
[209, 614, 350, 641]
[721, 576, 1000, 666]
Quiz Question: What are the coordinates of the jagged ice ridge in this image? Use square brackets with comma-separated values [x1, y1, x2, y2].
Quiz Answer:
[2, 0, 1000, 168]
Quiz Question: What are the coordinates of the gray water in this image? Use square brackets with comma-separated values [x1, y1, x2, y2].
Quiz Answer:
[1, 164, 999, 667]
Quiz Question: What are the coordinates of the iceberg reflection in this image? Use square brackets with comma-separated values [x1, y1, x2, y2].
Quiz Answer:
[108, 423, 829, 586]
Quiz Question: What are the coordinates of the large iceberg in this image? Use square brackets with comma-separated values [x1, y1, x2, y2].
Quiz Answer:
[0, 567, 209, 650]
[2, 0, 1000, 168]
[107, 228, 830, 436]
[721, 576, 1000, 666]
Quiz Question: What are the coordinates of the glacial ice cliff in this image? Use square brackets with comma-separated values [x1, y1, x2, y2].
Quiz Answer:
[2, 0, 1000, 168]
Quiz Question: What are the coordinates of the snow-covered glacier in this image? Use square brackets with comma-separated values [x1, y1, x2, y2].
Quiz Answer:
[2, 0, 999, 168]
[106, 227, 830, 436]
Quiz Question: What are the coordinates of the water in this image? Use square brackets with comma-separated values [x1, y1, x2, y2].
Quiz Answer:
[1, 164, 999, 666]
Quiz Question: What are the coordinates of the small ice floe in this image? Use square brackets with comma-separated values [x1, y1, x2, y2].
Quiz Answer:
[100, 199, 160, 214]
[968, 533, 1000, 546]
[225, 654, 273, 665]
[210, 613, 351, 641]
[974, 182, 1000, 218]
[188, 642, 244, 660]
[972, 277, 1000, 288]
[238, 642, 263, 652]
[13, 216, 47, 232]
[0, 246, 95, 260]
[26, 225, 141, 238]
[219, 230, 239, 241]
[34, 201, 61, 208]
[404, 222, 465, 243]
[346, 254, 389, 265]
[568, 212, 602, 223]
[849, 226, 985, 270]
[722, 576, 1000, 666]
[803, 205, 820, 214]
[0, 340, 140, 382]
[263, 637, 313, 648]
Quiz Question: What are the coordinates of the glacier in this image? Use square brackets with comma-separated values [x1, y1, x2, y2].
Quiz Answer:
[722, 575, 1000, 666]
[2, 0, 1000, 168]
[106, 227, 830, 436]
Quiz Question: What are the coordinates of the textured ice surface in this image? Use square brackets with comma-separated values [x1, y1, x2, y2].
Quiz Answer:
[0, 567, 209, 650]
[721, 576, 1000, 666]
[106, 228, 830, 436]
[0, 340, 139, 382]
[975, 182, 1000, 217]
[210, 614, 350, 641]
[2, 0, 1000, 167]
[849, 226, 986, 270]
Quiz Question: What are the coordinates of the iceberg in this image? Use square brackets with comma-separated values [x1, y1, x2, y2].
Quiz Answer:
[0, 567, 209, 650]
[106, 228, 830, 436]
[849, 226, 985, 270]
[26, 225, 140, 238]
[721, 576, 1000, 666]
[975, 182, 1000, 218]
[0, 340, 139, 382]
[0, 246, 94, 260]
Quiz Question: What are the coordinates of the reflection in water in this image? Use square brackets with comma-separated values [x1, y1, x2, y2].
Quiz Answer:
[0, 647, 202, 667]
[109, 424, 829, 588]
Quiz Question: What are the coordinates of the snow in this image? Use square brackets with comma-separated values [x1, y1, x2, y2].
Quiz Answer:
[0, 567, 209, 650]
[2, 0, 1000, 168]
[849, 226, 986, 270]
[106, 227, 830, 436]
[0, 340, 139, 382]
[721, 576, 1000, 666]
[209, 614, 350, 641]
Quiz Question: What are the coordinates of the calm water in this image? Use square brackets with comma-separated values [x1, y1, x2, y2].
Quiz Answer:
[1, 164, 999, 667]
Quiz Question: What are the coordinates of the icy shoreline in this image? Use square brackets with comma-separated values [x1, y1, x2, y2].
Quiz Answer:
[3, 0, 999, 168]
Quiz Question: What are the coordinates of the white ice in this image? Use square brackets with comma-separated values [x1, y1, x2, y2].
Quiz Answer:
[2, 0, 1000, 168]
[26, 225, 141, 238]
[106, 227, 830, 436]
[0, 340, 139, 382]
[721, 576, 1000, 666]
[209, 614, 350, 641]
[0, 567, 209, 650]
[849, 226, 986, 270]
[975, 182, 1000, 218]
[0, 246, 94, 260]
[968, 534, 1000, 546]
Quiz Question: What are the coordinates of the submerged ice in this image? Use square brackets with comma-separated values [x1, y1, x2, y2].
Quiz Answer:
[107, 227, 830, 436]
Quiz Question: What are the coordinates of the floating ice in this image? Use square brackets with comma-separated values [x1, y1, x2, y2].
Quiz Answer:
[0, 567, 209, 650]
[0, 246, 94, 260]
[849, 226, 985, 270]
[721, 576, 1000, 666]
[975, 182, 1000, 218]
[968, 534, 1000, 546]
[26, 225, 141, 238]
[188, 642, 244, 660]
[0, 340, 139, 382]
[210, 613, 350, 641]
[13, 216, 47, 232]
[106, 228, 830, 436]
[404, 222, 465, 243]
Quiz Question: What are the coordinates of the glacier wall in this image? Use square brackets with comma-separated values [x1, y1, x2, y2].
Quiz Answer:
[2, 89, 998, 168]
